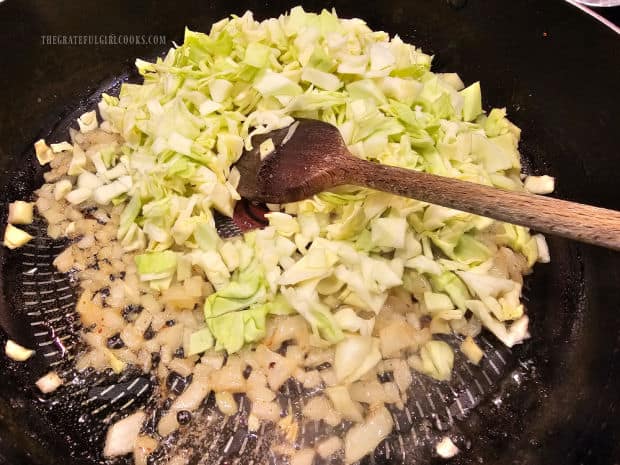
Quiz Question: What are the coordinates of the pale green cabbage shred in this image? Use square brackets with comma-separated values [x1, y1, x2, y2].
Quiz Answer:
[87, 7, 544, 370]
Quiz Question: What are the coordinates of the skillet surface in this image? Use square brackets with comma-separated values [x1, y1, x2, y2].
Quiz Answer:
[0, 1, 619, 464]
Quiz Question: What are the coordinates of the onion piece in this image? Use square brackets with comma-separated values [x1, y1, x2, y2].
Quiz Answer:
[133, 435, 157, 465]
[277, 415, 299, 443]
[5, 340, 34, 361]
[53, 247, 75, 273]
[290, 448, 315, 465]
[294, 368, 322, 389]
[460, 336, 484, 365]
[157, 411, 179, 437]
[378, 320, 417, 357]
[209, 355, 246, 392]
[173, 378, 211, 412]
[267, 315, 310, 350]
[344, 405, 393, 464]
[251, 400, 280, 422]
[35, 371, 63, 393]
[412, 340, 454, 381]
[316, 435, 343, 459]
[349, 379, 388, 405]
[215, 391, 238, 416]
[8, 201, 34, 224]
[436, 436, 459, 459]
[302, 395, 341, 427]
[379, 359, 412, 394]
[254, 345, 296, 391]
[325, 385, 363, 423]
[103, 411, 146, 457]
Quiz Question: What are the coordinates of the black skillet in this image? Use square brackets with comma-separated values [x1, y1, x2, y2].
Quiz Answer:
[0, 1, 619, 464]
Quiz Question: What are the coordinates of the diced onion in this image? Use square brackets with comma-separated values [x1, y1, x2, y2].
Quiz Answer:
[103, 411, 146, 457]
[460, 336, 484, 365]
[5, 340, 34, 361]
[344, 405, 393, 464]
[436, 436, 459, 459]
[215, 391, 238, 416]
[316, 436, 343, 459]
[35, 371, 63, 393]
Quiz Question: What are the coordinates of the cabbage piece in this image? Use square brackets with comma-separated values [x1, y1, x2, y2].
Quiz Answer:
[204, 263, 266, 318]
[416, 75, 460, 119]
[429, 271, 471, 310]
[423, 292, 455, 313]
[334, 335, 381, 384]
[265, 212, 300, 237]
[78, 110, 98, 132]
[466, 300, 530, 347]
[182, 28, 233, 63]
[370, 217, 407, 249]
[370, 42, 396, 71]
[333, 307, 375, 337]
[208, 304, 270, 353]
[453, 234, 492, 264]
[377, 77, 421, 105]
[118, 195, 142, 240]
[279, 246, 338, 285]
[244, 42, 275, 68]
[194, 220, 221, 251]
[190, 250, 230, 290]
[479, 108, 521, 140]
[280, 281, 343, 343]
[301, 67, 342, 91]
[187, 328, 214, 356]
[422, 205, 466, 231]
[405, 255, 441, 275]
[135, 250, 177, 281]
[460, 81, 482, 122]
[254, 70, 302, 96]
[534, 234, 550, 263]
[120, 224, 146, 252]
[415, 340, 454, 381]
[495, 224, 539, 267]
[456, 270, 516, 299]
[199, 261, 271, 353]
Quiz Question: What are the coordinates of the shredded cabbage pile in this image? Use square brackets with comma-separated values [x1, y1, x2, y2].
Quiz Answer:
[64, 7, 547, 364]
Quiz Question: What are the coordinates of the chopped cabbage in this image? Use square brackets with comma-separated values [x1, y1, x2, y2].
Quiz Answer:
[135, 251, 177, 281]
[334, 335, 382, 384]
[74, 8, 546, 376]
[415, 340, 454, 381]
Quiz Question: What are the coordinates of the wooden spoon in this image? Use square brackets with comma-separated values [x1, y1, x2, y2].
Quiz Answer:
[236, 119, 620, 250]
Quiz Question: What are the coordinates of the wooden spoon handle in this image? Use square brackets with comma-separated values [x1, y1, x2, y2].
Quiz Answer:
[342, 157, 620, 250]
